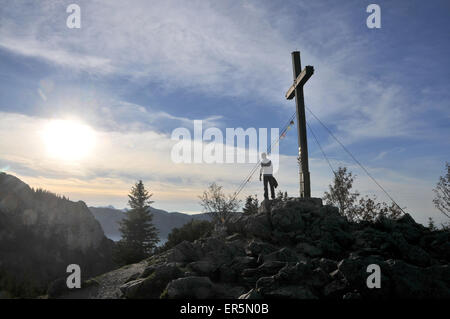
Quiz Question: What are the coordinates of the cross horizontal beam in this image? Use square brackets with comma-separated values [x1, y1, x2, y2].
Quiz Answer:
[285, 65, 314, 100]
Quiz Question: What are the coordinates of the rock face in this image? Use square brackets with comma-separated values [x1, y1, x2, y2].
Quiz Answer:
[60, 197, 450, 299]
[0, 173, 115, 296]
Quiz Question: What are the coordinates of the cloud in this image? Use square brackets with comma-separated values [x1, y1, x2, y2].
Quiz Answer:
[2, 0, 444, 148]
[31, 87, 224, 133]
[1, 1, 448, 226]
[0, 1, 291, 99]
[0, 111, 444, 225]
[0, 37, 114, 73]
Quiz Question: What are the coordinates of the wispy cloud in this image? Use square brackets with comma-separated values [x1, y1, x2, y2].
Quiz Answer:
[0, 0, 448, 225]
[2, 0, 445, 147]
[0, 37, 114, 72]
[0, 111, 445, 225]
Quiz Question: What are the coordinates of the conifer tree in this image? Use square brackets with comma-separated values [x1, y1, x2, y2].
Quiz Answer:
[243, 194, 258, 214]
[114, 180, 159, 265]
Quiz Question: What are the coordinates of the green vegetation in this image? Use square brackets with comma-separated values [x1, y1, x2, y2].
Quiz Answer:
[243, 194, 259, 214]
[160, 219, 213, 251]
[323, 167, 402, 222]
[160, 288, 169, 299]
[276, 191, 288, 201]
[114, 180, 159, 265]
[0, 269, 44, 298]
[32, 187, 69, 201]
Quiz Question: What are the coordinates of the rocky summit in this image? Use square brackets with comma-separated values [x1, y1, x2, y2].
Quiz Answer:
[60, 197, 450, 299]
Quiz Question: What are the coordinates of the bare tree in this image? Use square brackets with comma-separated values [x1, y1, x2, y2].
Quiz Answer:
[199, 183, 241, 224]
[433, 162, 450, 219]
[323, 167, 360, 219]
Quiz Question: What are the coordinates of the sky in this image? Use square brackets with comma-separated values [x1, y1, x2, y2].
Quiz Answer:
[0, 0, 449, 225]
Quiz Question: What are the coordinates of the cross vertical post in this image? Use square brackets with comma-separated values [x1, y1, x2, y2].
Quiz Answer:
[287, 51, 313, 198]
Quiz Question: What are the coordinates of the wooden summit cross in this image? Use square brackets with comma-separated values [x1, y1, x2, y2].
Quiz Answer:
[285, 51, 314, 198]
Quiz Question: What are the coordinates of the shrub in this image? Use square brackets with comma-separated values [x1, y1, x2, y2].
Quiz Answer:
[161, 219, 213, 251]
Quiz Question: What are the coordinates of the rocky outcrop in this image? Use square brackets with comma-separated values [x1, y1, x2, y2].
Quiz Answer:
[0, 173, 115, 297]
[59, 197, 450, 299]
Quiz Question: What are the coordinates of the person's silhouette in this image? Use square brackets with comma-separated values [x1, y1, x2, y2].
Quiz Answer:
[259, 153, 278, 200]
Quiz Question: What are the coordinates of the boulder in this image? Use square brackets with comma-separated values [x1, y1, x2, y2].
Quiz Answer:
[140, 265, 157, 278]
[308, 267, 332, 290]
[270, 203, 305, 233]
[244, 213, 272, 240]
[124, 272, 141, 283]
[389, 233, 432, 266]
[255, 276, 276, 291]
[226, 212, 272, 240]
[258, 199, 272, 214]
[323, 278, 349, 298]
[188, 261, 218, 276]
[385, 259, 450, 298]
[226, 233, 243, 242]
[168, 241, 201, 263]
[317, 234, 344, 258]
[335, 255, 386, 286]
[119, 278, 146, 296]
[296, 242, 323, 257]
[311, 258, 338, 274]
[218, 264, 237, 283]
[230, 256, 258, 274]
[273, 261, 313, 283]
[122, 263, 184, 298]
[245, 240, 278, 257]
[242, 261, 286, 285]
[165, 276, 215, 299]
[202, 237, 246, 265]
[263, 247, 299, 263]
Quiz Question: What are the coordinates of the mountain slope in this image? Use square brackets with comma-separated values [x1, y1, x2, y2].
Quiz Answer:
[89, 206, 210, 243]
[0, 173, 115, 297]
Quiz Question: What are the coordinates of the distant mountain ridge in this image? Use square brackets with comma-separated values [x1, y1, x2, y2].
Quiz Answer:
[89, 206, 210, 244]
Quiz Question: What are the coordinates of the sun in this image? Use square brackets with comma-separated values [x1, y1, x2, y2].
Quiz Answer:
[42, 119, 96, 161]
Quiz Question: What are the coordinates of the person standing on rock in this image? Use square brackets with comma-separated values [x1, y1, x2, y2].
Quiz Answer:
[259, 152, 278, 200]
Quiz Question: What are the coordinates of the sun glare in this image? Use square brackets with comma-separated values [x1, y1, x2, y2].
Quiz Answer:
[42, 119, 96, 161]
